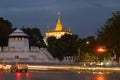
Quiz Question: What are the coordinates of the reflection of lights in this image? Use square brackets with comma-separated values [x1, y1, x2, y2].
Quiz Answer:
[0, 71, 3, 76]
[15, 72, 30, 80]
[94, 74, 106, 80]
[26, 72, 30, 79]
[77, 71, 80, 74]
[16, 72, 21, 80]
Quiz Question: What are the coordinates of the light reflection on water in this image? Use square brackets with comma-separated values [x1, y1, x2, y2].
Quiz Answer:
[0, 71, 3, 80]
[17, 72, 119, 80]
[77, 71, 120, 80]
[16, 72, 21, 80]
[0, 71, 120, 80]
[93, 74, 106, 80]
[16, 72, 30, 80]
[25, 72, 30, 79]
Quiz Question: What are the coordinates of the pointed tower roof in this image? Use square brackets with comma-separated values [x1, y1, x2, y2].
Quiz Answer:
[54, 12, 63, 31]
[9, 28, 28, 37]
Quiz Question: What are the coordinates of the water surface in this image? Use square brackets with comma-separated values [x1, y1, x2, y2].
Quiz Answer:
[0, 71, 120, 80]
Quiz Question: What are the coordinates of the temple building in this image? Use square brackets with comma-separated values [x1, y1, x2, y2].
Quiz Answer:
[45, 12, 72, 39]
[0, 29, 58, 63]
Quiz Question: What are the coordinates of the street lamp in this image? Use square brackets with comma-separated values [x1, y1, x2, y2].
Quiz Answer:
[77, 41, 90, 63]
[86, 41, 90, 45]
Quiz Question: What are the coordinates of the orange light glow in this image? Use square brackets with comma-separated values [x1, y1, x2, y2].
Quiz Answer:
[94, 74, 106, 80]
[97, 47, 107, 52]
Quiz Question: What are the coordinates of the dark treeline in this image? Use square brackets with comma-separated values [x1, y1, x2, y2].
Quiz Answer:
[0, 17, 13, 47]
[47, 34, 97, 61]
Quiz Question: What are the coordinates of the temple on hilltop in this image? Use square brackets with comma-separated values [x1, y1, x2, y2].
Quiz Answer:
[45, 12, 72, 39]
[0, 28, 58, 63]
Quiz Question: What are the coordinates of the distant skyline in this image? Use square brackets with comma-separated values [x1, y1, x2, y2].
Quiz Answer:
[0, 0, 120, 38]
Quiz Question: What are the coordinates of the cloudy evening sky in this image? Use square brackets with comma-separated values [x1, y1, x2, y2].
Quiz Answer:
[0, 0, 120, 38]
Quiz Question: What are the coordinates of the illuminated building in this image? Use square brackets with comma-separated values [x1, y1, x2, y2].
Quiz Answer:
[45, 12, 72, 39]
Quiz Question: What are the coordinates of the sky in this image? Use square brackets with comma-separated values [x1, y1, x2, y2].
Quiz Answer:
[0, 0, 120, 38]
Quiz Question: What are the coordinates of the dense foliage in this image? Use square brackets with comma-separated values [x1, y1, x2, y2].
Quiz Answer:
[21, 27, 46, 48]
[96, 11, 120, 58]
[0, 17, 13, 46]
[47, 34, 79, 60]
[78, 36, 97, 62]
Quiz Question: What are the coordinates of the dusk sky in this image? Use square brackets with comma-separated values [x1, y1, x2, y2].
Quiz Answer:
[0, 0, 120, 38]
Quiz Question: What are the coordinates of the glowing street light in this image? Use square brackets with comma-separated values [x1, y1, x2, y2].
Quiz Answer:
[86, 41, 90, 45]
[97, 47, 107, 52]
[77, 41, 90, 62]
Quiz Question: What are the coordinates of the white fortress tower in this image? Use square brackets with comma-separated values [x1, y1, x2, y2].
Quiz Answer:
[0, 29, 58, 63]
[8, 29, 29, 51]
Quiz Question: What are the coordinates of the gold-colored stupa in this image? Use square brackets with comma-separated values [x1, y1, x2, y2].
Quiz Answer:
[54, 12, 63, 31]
[45, 12, 72, 39]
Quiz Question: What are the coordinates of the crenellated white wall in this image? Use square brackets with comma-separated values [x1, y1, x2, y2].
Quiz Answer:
[8, 37, 29, 51]
[0, 47, 59, 63]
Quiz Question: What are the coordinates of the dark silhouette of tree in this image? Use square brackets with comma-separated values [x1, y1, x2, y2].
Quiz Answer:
[96, 11, 120, 59]
[47, 34, 79, 60]
[21, 27, 46, 48]
[47, 36, 58, 58]
[0, 17, 12, 47]
[79, 36, 96, 53]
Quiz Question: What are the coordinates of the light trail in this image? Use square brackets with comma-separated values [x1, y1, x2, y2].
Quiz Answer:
[4, 64, 120, 71]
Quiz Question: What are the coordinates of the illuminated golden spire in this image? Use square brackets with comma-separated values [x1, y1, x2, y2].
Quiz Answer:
[54, 12, 63, 31]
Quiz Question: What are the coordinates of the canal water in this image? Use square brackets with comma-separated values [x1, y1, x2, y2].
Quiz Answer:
[0, 71, 120, 80]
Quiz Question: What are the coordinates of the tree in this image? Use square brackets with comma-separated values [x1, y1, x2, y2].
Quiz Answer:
[79, 36, 96, 53]
[0, 17, 12, 47]
[96, 11, 120, 58]
[78, 36, 97, 62]
[47, 34, 79, 60]
[82, 52, 98, 62]
[47, 36, 58, 58]
[21, 27, 46, 48]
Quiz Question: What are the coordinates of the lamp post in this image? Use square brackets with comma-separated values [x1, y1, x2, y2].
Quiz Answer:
[77, 41, 89, 64]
